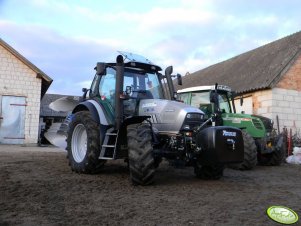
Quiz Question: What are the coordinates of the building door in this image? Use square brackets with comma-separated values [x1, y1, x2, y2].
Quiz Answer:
[0, 96, 26, 144]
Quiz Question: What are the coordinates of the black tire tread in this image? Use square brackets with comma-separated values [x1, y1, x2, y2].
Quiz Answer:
[258, 134, 286, 166]
[228, 131, 257, 170]
[127, 123, 155, 185]
[66, 111, 105, 174]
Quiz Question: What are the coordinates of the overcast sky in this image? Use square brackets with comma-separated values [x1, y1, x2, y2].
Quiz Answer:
[1, 0, 301, 95]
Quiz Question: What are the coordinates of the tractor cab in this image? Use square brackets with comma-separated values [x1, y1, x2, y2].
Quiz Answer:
[177, 85, 233, 119]
[86, 52, 166, 117]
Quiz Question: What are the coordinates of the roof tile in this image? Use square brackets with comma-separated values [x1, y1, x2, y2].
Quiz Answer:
[176, 31, 301, 93]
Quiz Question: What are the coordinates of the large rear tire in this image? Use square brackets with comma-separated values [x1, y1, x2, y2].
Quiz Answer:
[66, 111, 105, 173]
[228, 130, 257, 170]
[127, 123, 155, 185]
[194, 162, 224, 180]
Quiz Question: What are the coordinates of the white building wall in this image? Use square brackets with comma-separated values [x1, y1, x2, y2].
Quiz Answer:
[271, 88, 301, 133]
[248, 88, 301, 133]
[234, 96, 253, 114]
[252, 89, 273, 119]
[0, 45, 42, 144]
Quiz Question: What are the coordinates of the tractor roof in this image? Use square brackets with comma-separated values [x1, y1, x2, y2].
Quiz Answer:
[119, 51, 162, 72]
[177, 85, 232, 93]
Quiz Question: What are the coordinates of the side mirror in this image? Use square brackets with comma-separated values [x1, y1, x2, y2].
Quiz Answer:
[125, 86, 132, 95]
[158, 73, 164, 80]
[177, 73, 182, 85]
[210, 91, 217, 103]
[165, 66, 173, 76]
[96, 62, 106, 75]
[210, 91, 220, 114]
[82, 88, 90, 100]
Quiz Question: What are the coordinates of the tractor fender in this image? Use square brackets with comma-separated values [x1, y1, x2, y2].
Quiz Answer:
[72, 100, 109, 125]
[123, 115, 151, 126]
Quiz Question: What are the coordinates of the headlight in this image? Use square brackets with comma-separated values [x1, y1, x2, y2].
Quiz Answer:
[183, 125, 190, 130]
[186, 113, 203, 119]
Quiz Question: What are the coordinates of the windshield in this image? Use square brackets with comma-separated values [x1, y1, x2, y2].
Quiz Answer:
[178, 90, 232, 116]
[218, 92, 232, 113]
[98, 67, 164, 108]
[123, 69, 164, 99]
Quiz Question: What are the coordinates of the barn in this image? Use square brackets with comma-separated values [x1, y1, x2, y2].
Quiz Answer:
[0, 39, 52, 144]
[176, 31, 301, 133]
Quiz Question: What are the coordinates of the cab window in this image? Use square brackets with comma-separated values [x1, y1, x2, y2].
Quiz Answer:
[177, 93, 190, 104]
[90, 74, 101, 97]
[98, 68, 116, 107]
[191, 92, 212, 117]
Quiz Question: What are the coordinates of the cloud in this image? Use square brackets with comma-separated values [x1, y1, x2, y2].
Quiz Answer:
[0, 20, 122, 95]
[2, 0, 301, 95]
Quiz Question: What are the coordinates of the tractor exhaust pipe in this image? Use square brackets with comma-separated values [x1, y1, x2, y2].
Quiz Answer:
[115, 55, 124, 130]
[165, 66, 175, 100]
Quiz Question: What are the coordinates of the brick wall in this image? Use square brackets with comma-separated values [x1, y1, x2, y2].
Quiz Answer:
[252, 89, 273, 119]
[273, 55, 301, 132]
[277, 54, 301, 91]
[0, 45, 42, 144]
[249, 55, 301, 133]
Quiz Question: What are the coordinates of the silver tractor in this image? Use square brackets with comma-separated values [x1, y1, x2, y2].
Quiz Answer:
[66, 52, 244, 185]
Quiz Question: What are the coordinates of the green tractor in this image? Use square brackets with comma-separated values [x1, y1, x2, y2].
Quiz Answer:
[65, 53, 244, 185]
[177, 84, 286, 170]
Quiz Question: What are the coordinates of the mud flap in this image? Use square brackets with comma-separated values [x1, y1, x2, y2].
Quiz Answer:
[195, 126, 244, 165]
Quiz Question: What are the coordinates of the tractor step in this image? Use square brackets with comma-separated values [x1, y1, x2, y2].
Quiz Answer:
[99, 128, 118, 159]
[106, 133, 117, 136]
[102, 145, 115, 148]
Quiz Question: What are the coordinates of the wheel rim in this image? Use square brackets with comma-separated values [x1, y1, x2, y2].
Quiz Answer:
[71, 124, 87, 163]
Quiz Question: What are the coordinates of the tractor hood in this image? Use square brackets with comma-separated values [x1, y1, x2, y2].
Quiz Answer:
[222, 112, 266, 138]
[138, 99, 204, 134]
[252, 114, 273, 132]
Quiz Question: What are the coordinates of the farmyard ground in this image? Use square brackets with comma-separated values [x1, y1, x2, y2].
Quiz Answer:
[0, 145, 300, 225]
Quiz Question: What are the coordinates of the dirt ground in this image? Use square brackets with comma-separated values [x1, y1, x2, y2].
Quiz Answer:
[0, 145, 300, 226]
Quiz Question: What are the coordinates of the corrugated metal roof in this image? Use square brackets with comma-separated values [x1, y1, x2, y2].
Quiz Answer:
[175, 31, 301, 93]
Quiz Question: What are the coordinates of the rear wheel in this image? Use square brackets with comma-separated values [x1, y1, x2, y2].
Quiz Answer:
[127, 123, 155, 185]
[66, 111, 106, 173]
[228, 131, 257, 170]
[194, 162, 224, 180]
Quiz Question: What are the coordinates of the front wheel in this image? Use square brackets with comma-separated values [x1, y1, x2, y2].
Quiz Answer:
[66, 111, 106, 173]
[228, 131, 257, 170]
[258, 134, 286, 166]
[127, 123, 155, 185]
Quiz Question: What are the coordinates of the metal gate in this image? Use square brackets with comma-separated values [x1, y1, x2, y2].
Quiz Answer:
[0, 96, 26, 144]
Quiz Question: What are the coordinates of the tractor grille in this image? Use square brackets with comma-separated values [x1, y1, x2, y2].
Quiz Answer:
[254, 115, 273, 132]
[181, 113, 205, 131]
[252, 118, 263, 130]
[148, 114, 160, 124]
